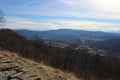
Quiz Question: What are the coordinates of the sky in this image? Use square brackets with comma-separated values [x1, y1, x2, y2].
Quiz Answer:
[0, 0, 120, 31]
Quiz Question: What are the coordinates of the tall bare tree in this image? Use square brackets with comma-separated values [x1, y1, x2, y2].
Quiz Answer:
[0, 9, 5, 28]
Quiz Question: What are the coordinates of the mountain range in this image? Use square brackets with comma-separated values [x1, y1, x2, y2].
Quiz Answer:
[14, 29, 120, 54]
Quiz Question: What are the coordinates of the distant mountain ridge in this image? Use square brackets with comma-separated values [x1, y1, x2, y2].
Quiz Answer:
[14, 29, 120, 53]
[14, 29, 119, 39]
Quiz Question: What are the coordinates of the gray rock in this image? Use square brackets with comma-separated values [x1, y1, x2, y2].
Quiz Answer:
[0, 73, 7, 80]
[2, 70, 17, 76]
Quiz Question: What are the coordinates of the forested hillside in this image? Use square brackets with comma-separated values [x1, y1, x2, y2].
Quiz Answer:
[1, 29, 120, 80]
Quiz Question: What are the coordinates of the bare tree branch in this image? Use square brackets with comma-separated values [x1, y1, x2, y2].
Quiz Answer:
[0, 9, 6, 28]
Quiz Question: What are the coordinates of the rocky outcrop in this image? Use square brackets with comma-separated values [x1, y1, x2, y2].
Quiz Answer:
[0, 55, 41, 80]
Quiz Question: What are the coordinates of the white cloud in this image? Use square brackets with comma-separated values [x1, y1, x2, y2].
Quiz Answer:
[2, 16, 120, 32]
[2, 0, 120, 19]
[88, 0, 120, 12]
[53, 20, 120, 31]
[60, 0, 86, 6]
[4, 17, 58, 30]
[60, 0, 120, 19]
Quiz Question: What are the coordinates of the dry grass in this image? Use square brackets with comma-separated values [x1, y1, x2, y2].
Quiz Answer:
[0, 50, 79, 80]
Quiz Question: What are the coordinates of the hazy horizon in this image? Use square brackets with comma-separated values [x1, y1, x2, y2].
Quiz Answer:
[3, 27, 120, 32]
[0, 0, 120, 31]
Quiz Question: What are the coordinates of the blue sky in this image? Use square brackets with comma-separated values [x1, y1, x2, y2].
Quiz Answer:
[0, 0, 120, 31]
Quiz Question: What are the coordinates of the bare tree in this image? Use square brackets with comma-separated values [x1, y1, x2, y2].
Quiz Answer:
[0, 9, 5, 28]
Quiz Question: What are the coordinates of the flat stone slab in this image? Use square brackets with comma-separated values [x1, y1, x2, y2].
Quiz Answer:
[0, 73, 8, 80]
